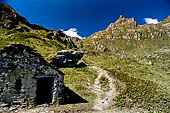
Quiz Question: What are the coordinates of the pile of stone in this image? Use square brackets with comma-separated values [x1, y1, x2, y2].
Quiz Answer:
[51, 50, 84, 68]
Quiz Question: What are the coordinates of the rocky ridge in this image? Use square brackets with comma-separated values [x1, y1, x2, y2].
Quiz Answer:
[89, 15, 170, 41]
[74, 15, 170, 57]
[106, 15, 137, 29]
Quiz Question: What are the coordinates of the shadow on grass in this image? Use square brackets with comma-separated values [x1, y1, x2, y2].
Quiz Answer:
[76, 62, 87, 68]
[64, 86, 88, 104]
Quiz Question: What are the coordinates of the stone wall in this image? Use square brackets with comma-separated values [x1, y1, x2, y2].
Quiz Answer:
[0, 44, 64, 112]
[0, 68, 37, 112]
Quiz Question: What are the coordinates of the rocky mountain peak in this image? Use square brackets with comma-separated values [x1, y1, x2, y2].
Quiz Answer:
[106, 15, 137, 30]
[89, 15, 170, 41]
[115, 15, 125, 23]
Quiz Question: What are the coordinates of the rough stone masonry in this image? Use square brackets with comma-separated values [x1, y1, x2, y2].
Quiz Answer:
[0, 44, 64, 112]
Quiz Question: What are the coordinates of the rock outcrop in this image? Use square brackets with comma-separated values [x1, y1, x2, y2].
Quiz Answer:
[51, 50, 84, 68]
[106, 15, 137, 31]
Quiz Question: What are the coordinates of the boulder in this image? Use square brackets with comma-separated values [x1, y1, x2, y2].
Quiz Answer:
[51, 50, 84, 68]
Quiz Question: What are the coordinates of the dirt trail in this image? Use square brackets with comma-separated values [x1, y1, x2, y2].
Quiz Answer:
[13, 107, 54, 113]
[91, 66, 118, 111]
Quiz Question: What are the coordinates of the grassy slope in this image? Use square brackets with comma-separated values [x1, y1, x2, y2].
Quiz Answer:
[61, 38, 170, 112]
[83, 55, 170, 112]
[0, 28, 75, 60]
[67, 21, 170, 112]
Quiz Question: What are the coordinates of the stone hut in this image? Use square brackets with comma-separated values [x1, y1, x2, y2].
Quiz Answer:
[0, 44, 64, 111]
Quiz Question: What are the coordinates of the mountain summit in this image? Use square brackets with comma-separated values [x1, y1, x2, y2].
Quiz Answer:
[0, 3, 48, 31]
[87, 15, 170, 41]
[106, 15, 137, 31]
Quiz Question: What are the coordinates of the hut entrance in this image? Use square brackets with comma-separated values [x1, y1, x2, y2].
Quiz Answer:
[36, 78, 54, 105]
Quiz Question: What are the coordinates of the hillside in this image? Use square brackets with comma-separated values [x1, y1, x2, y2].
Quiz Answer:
[0, 3, 76, 60]
[69, 15, 170, 112]
[0, 3, 170, 113]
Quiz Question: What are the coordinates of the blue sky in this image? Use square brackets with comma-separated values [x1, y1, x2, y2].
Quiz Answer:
[1, 0, 170, 38]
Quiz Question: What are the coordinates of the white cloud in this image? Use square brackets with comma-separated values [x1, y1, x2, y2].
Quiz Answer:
[63, 28, 83, 39]
[144, 18, 160, 24]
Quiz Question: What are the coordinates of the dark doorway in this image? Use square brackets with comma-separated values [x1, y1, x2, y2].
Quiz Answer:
[36, 78, 54, 105]
[15, 79, 22, 93]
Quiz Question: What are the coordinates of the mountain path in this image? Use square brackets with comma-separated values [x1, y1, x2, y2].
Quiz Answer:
[90, 66, 118, 111]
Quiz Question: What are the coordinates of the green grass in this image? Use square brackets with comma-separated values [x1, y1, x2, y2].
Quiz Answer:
[58, 23, 170, 112]
[110, 69, 170, 112]
[60, 67, 98, 102]
[0, 28, 75, 60]
[83, 55, 170, 112]
[99, 75, 110, 92]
